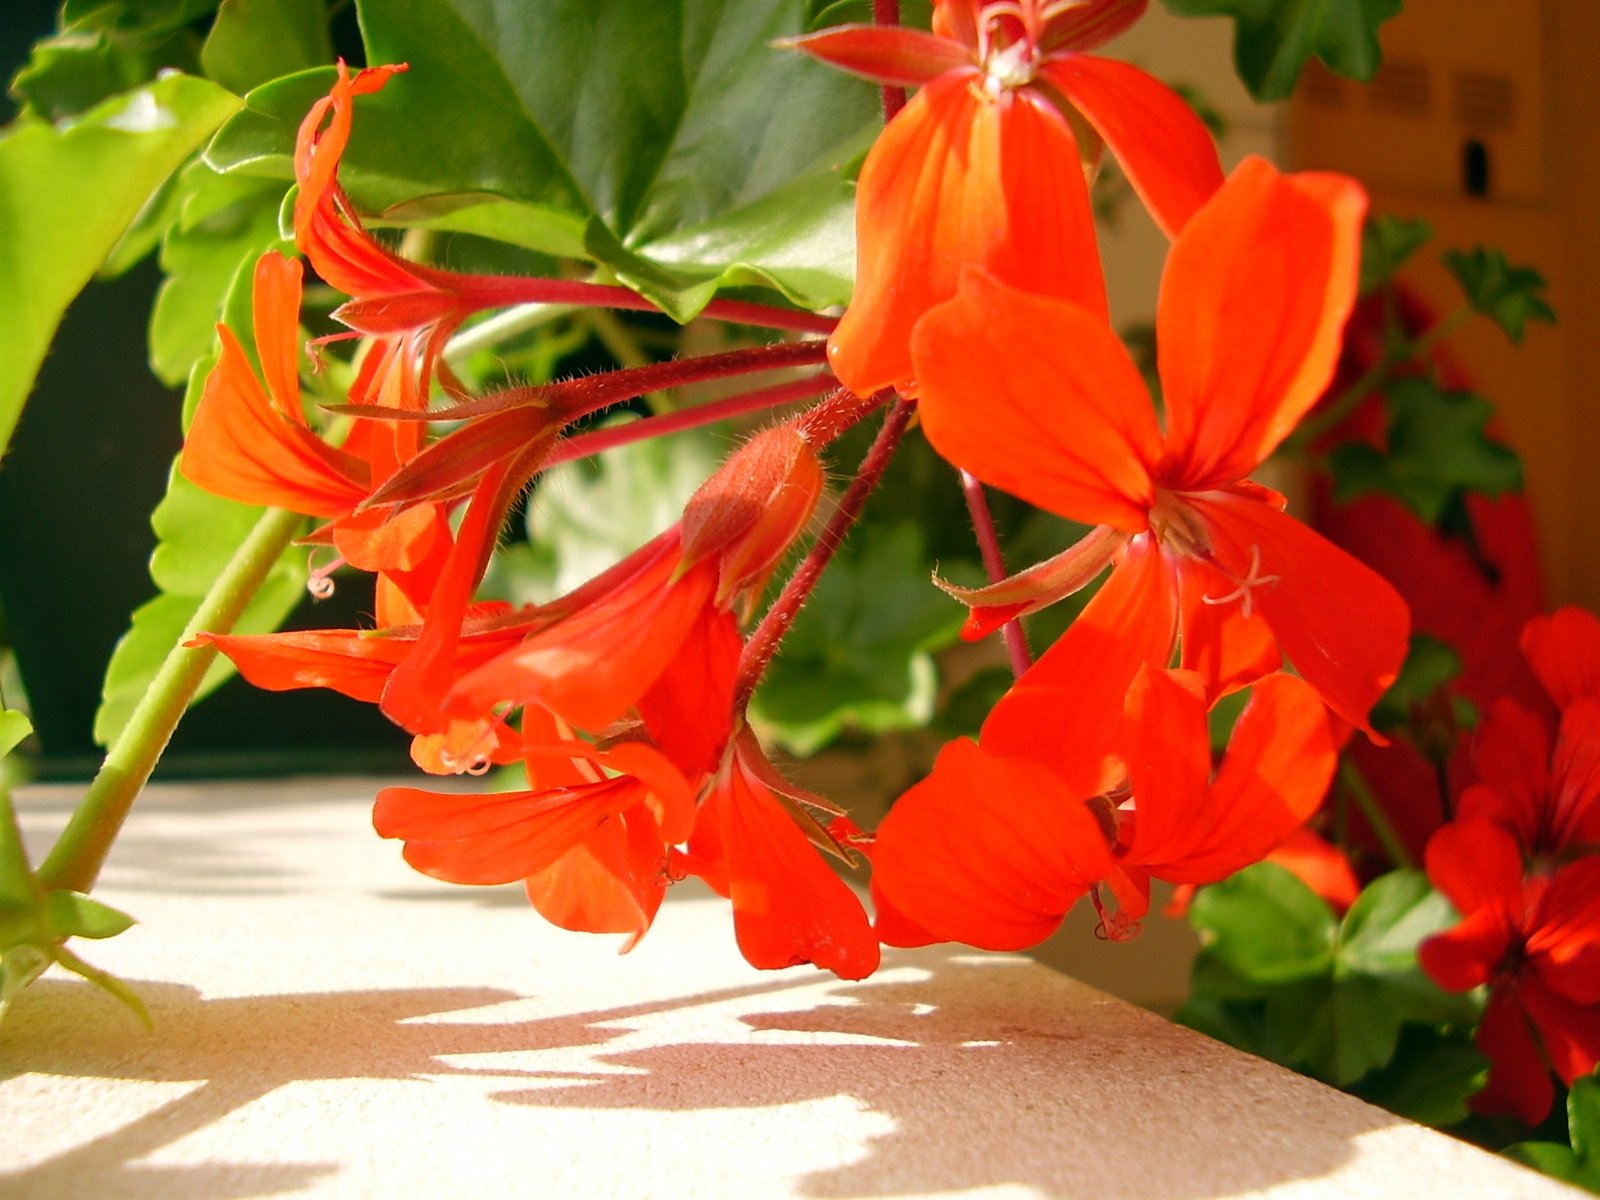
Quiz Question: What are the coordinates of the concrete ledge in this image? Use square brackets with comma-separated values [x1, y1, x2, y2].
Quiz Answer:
[2, 779, 1580, 1198]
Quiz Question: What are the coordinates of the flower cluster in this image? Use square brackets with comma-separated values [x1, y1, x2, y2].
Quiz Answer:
[182, 6, 1413, 996]
[1420, 608, 1600, 1124]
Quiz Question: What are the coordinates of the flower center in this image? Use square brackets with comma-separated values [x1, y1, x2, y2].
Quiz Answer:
[1148, 489, 1280, 618]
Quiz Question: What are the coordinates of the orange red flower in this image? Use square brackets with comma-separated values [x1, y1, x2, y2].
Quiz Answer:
[912, 157, 1409, 746]
[1421, 818, 1600, 1124]
[871, 666, 1338, 949]
[789, 0, 1222, 396]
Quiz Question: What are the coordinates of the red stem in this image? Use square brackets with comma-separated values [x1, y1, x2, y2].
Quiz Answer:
[873, 0, 908, 120]
[547, 374, 840, 467]
[735, 396, 915, 705]
[958, 469, 1033, 678]
[796, 387, 891, 445]
[342, 340, 831, 425]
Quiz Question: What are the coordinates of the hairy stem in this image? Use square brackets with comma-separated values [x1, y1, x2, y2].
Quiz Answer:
[736, 396, 915, 706]
[547, 374, 841, 467]
[957, 470, 1033, 678]
[873, 0, 908, 120]
[38, 506, 307, 893]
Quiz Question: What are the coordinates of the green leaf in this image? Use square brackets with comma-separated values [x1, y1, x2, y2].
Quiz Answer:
[205, 0, 880, 318]
[42, 890, 137, 940]
[1360, 214, 1433, 295]
[1187, 863, 1338, 984]
[9, 27, 202, 124]
[1329, 378, 1523, 525]
[149, 162, 286, 385]
[1161, 0, 1402, 102]
[200, 0, 333, 94]
[750, 523, 970, 755]
[0, 711, 32, 761]
[62, 0, 220, 34]
[95, 467, 308, 746]
[1350, 1026, 1486, 1126]
[1442, 247, 1557, 344]
[1188, 868, 1476, 1087]
[0, 73, 241, 458]
[1509, 1074, 1600, 1194]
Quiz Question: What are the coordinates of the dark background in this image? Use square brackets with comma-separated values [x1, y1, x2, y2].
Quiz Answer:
[0, 0, 409, 777]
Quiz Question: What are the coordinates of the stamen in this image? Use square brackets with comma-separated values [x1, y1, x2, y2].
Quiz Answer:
[1200, 544, 1280, 619]
[306, 551, 346, 599]
[1088, 884, 1141, 943]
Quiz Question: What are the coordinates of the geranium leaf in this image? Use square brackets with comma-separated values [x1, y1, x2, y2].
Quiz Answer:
[1329, 378, 1523, 525]
[1161, 0, 1402, 102]
[1187, 868, 1476, 1087]
[1509, 1074, 1600, 1192]
[1359, 214, 1432, 296]
[205, 0, 879, 318]
[0, 72, 241, 458]
[200, 0, 332, 95]
[1186, 863, 1338, 984]
[95, 468, 308, 747]
[1442, 247, 1557, 344]
[149, 161, 286, 386]
[1350, 1027, 1486, 1126]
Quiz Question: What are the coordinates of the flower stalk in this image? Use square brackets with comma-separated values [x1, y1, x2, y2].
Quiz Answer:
[37, 506, 307, 894]
[735, 395, 915, 706]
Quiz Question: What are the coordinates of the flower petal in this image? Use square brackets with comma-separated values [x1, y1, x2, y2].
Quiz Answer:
[1157, 158, 1366, 487]
[1174, 553, 1281, 700]
[373, 775, 641, 885]
[1522, 606, 1600, 708]
[1423, 818, 1525, 918]
[982, 534, 1176, 796]
[1128, 671, 1336, 884]
[1187, 489, 1409, 736]
[704, 750, 880, 979]
[872, 737, 1112, 951]
[1552, 699, 1600, 850]
[524, 805, 667, 951]
[913, 269, 1158, 529]
[1459, 698, 1550, 850]
[1038, 54, 1221, 238]
[446, 543, 716, 735]
[1471, 987, 1555, 1125]
[829, 71, 1105, 397]
[1039, 0, 1148, 53]
[781, 25, 970, 86]
[182, 326, 368, 516]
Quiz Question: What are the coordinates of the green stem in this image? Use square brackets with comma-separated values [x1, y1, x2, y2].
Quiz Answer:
[1288, 304, 1474, 452]
[443, 302, 578, 365]
[37, 506, 306, 894]
[1339, 760, 1415, 872]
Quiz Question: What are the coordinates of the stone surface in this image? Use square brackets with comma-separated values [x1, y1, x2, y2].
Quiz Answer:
[1, 779, 1581, 1198]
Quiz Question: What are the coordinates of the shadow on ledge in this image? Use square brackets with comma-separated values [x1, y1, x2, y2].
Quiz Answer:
[2, 950, 1403, 1200]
